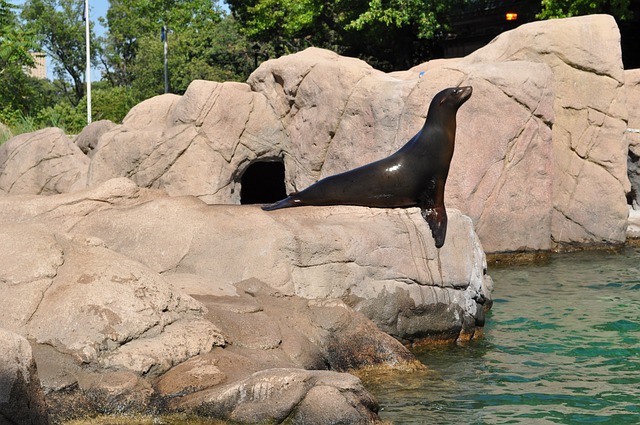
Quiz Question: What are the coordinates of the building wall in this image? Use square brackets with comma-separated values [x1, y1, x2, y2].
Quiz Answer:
[27, 52, 47, 79]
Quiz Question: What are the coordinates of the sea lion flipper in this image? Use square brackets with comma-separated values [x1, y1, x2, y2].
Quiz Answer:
[421, 207, 448, 249]
[262, 196, 298, 211]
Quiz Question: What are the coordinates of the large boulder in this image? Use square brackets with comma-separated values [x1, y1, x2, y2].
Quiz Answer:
[60, 186, 489, 343]
[179, 368, 380, 424]
[82, 50, 554, 253]
[1, 178, 490, 344]
[159, 278, 418, 420]
[87, 83, 287, 204]
[463, 14, 629, 246]
[0, 221, 224, 373]
[0, 328, 49, 425]
[0, 127, 89, 195]
[74, 119, 117, 157]
[625, 69, 640, 209]
[0, 178, 482, 422]
[1, 16, 629, 252]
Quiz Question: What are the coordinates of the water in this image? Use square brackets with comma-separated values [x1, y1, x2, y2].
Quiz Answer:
[365, 248, 640, 424]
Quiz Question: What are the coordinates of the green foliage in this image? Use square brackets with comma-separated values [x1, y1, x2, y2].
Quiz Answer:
[0, 0, 36, 66]
[537, 0, 634, 19]
[241, 0, 323, 38]
[127, 14, 255, 99]
[226, 0, 463, 70]
[22, 0, 98, 104]
[2, 0, 255, 141]
[0, 85, 135, 143]
[0, 107, 42, 144]
[85, 86, 138, 123]
[347, 0, 449, 40]
[0, 0, 41, 114]
[100, 0, 250, 91]
[36, 101, 85, 133]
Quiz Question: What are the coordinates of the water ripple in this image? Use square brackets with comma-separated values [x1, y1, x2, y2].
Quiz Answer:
[365, 248, 640, 424]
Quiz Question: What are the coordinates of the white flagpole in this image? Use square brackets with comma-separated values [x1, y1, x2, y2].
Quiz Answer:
[85, 0, 92, 124]
[163, 25, 168, 94]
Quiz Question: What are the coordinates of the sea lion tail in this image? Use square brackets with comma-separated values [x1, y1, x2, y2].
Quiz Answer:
[261, 196, 297, 211]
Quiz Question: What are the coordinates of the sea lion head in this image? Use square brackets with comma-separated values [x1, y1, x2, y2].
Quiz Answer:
[436, 86, 473, 109]
[426, 86, 472, 127]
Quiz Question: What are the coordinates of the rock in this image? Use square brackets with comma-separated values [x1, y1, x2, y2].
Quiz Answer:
[0, 177, 164, 229]
[88, 81, 287, 204]
[178, 368, 380, 424]
[627, 207, 640, 239]
[0, 127, 89, 195]
[49, 183, 490, 342]
[122, 93, 181, 129]
[200, 278, 418, 370]
[1, 178, 490, 343]
[625, 69, 640, 208]
[158, 278, 419, 418]
[75, 370, 154, 413]
[84, 47, 556, 253]
[248, 48, 384, 190]
[463, 14, 629, 246]
[249, 51, 557, 252]
[400, 61, 555, 252]
[2, 178, 468, 422]
[1, 16, 630, 252]
[30, 343, 155, 422]
[0, 328, 49, 425]
[74, 119, 117, 157]
[0, 221, 223, 372]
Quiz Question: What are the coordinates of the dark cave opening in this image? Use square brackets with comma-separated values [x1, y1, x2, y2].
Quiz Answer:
[240, 160, 288, 205]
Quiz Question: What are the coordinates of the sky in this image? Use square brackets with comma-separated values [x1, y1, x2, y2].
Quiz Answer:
[84, 0, 109, 82]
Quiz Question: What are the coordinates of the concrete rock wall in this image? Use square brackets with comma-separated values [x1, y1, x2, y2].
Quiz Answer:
[463, 14, 629, 247]
[0, 16, 629, 253]
[625, 69, 640, 209]
[0, 178, 486, 421]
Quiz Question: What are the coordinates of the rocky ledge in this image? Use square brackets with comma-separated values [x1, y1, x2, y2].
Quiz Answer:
[0, 178, 491, 423]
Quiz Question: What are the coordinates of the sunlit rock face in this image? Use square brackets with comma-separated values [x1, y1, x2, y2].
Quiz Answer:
[463, 14, 629, 248]
[0, 15, 630, 252]
[626, 68, 640, 212]
[0, 177, 486, 421]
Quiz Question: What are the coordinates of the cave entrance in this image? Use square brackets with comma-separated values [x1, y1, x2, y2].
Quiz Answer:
[240, 160, 287, 205]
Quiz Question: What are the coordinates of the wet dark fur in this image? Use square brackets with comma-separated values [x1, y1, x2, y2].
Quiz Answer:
[262, 86, 473, 248]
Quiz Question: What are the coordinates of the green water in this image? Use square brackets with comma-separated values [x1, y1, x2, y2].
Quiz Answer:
[367, 248, 640, 424]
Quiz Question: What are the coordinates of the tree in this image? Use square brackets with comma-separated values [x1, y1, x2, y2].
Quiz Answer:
[226, 0, 465, 71]
[0, 0, 35, 67]
[0, 0, 41, 118]
[128, 15, 256, 99]
[21, 0, 98, 105]
[100, 0, 256, 101]
[537, 0, 634, 19]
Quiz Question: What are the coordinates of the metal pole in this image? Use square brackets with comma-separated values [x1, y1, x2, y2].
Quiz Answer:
[163, 25, 169, 94]
[85, 0, 91, 124]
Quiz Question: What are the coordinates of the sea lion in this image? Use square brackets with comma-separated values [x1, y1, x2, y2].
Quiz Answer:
[262, 86, 473, 248]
